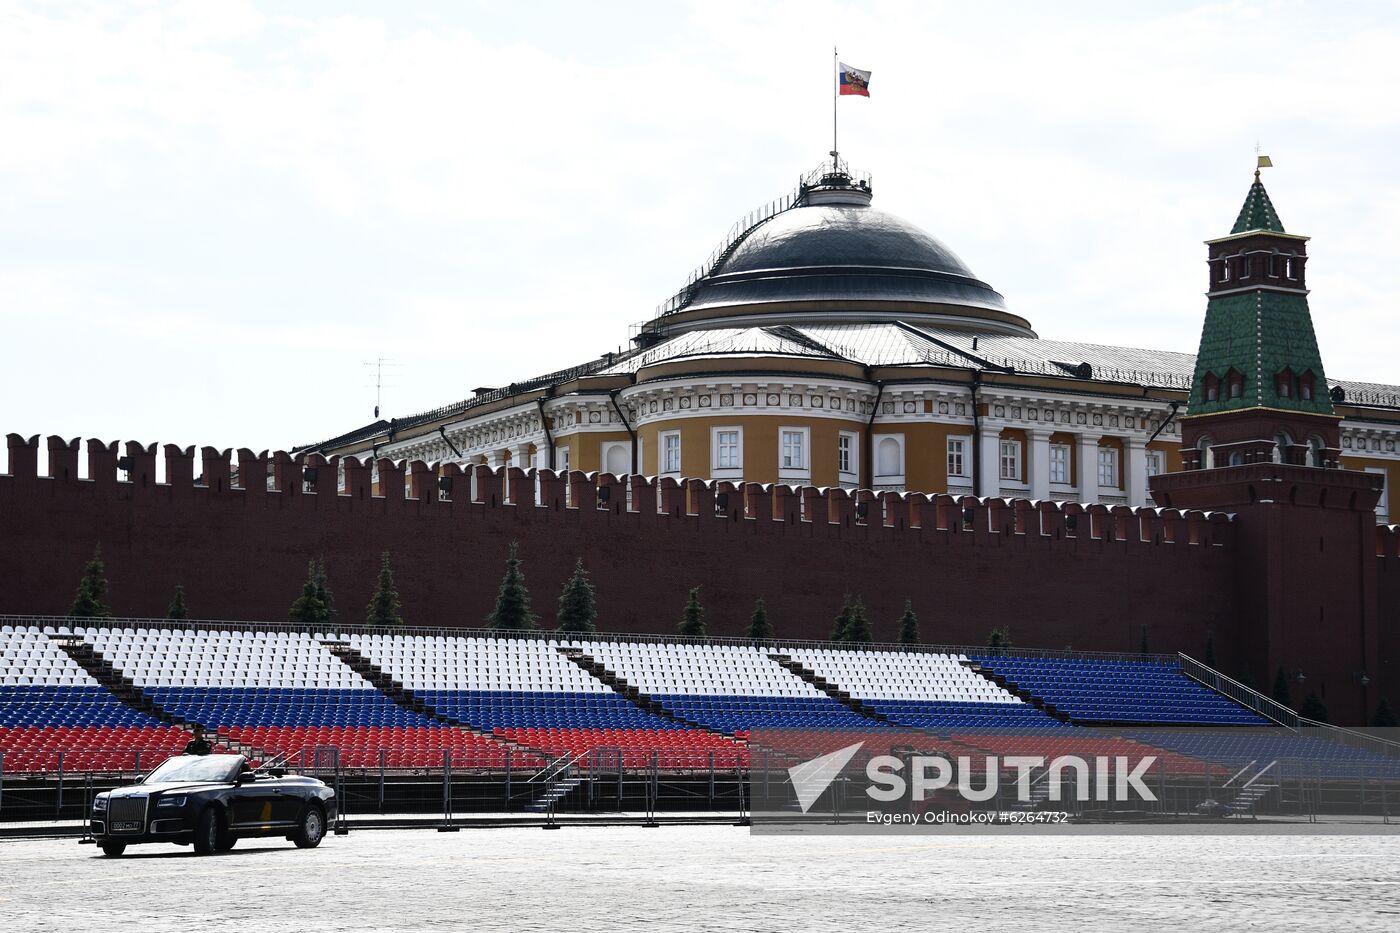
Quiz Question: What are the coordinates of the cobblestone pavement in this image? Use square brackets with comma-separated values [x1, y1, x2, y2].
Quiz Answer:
[2, 827, 1399, 932]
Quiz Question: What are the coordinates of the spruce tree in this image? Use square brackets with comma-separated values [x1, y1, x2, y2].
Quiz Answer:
[1271, 667, 1293, 709]
[166, 585, 188, 621]
[677, 587, 706, 638]
[311, 557, 336, 623]
[556, 559, 597, 634]
[1373, 697, 1398, 729]
[830, 595, 853, 643]
[844, 598, 873, 644]
[1299, 691, 1329, 724]
[987, 626, 1012, 655]
[896, 600, 919, 648]
[289, 560, 328, 626]
[487, 541, 538, 632]
[1139, 628, 1150, 660]
[366, 552, 403, 627]
[69, 545, 112, 619]
[745, 597, 772, 642]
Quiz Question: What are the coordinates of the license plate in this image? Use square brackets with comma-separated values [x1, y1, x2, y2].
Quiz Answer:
[115, 821, 141, 832]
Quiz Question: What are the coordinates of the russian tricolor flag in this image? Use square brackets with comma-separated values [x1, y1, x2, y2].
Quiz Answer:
[839, 62, 871, 97]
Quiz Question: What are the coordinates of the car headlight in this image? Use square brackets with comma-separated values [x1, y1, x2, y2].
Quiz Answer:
[93, 795, 108, 811]
[156, 796, 187, 808]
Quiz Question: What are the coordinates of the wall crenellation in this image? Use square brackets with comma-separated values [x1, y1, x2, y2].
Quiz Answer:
[4, 432, 1233, 550]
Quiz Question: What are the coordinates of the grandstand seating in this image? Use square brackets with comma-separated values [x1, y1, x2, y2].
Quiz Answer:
[1, 627, 192, 772]
[353, 633, 748, 768]
[1, 622, 1327, 782]
[970, 655, 1268, 725]
[782, 647, 1062, 731]
[1126, 730, 1400, 778]
[582, 641, 875, 732]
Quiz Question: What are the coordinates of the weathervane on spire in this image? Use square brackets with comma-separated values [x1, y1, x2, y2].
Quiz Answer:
[1254, 142, 1273, 180]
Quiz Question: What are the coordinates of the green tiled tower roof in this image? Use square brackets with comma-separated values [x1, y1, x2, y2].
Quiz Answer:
[1231, 174, 1286, 234]
[1188, 176, 1333, 417]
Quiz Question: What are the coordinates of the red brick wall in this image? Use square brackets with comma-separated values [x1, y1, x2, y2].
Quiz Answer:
[0, 435, 1239, 660]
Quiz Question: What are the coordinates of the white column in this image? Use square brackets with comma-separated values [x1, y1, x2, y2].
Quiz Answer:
[978, 424, 1002, 498]
[1029, 428, 1053, 501]
[1125, 437, 1148, 508]
[1077, 433, 1102, 504]
[509, 443, 532, 469]
[485, 449, 505, 469]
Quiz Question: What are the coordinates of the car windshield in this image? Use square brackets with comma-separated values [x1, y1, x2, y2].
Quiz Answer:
[143, 754, 244, 785]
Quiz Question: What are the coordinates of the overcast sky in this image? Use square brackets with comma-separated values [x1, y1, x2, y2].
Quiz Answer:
[3, 1, 1398, 455]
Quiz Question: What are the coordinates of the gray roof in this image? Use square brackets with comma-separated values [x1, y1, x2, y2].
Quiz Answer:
[604, 321, 1198, 389]
[683, 203, 1009, 315]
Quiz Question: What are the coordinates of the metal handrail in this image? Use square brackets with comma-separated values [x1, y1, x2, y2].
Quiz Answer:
[1220, 759, 1258, 789]
[1240, 759, 1278, 790]
[3, 614, 1183, 663]
[1179, 652, 1400, 757]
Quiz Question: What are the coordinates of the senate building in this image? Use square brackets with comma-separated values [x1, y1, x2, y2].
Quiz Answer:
[296, 160, 1400, 519]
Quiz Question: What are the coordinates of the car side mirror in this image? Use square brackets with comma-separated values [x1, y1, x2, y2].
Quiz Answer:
[236, 771, 256, 784]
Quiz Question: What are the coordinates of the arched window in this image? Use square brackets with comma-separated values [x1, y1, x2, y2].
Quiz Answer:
[1229, 451, 1244, 466]
[1203, 372, 1220, 403]
[1299, 370, 1316, 401]
[1276, 367, 1294, 399]
[1219, 259, 1231, 283]
[1225, 367, 1245, 400]
[1274, 431, 1294, 464]
[604, 444, 629, 476]
[1198, 436, 1214, 469]
[877, 437, 902, 477]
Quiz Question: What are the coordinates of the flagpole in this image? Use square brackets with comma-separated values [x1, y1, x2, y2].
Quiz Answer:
[832, 47, 838, 167]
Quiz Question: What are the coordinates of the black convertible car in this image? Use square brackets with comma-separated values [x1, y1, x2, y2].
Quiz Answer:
[91, 754, 337, 856]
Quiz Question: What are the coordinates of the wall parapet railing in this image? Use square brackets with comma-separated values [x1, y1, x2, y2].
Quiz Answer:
[2, 613, 1183, 663]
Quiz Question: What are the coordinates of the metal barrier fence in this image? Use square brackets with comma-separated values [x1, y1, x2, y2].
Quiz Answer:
[0, 746, 755, 824]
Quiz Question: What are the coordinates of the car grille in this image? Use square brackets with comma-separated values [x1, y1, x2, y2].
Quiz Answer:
[108, 796, 147, 832]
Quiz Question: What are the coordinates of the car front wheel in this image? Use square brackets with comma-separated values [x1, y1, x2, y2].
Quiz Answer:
[193, 807, 221, 855]
[100, 842, 126, 857]
[292, 804, 325, 849]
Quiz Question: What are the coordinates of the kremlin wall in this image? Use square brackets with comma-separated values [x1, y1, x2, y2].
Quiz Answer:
[0, 432, 1395, 725]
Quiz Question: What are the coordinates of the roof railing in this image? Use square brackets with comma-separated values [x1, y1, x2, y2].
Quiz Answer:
[642, 159, 875, 328]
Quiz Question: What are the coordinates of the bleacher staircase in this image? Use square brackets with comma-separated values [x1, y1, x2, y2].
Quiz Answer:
[50, 636, 264, 759]
[768, 653, 892, 725]
[960, 659, 1073, 724]
[557, 647, 733, 739]
[320, 640, 550, 761]
[1223, 760, 1280, 817]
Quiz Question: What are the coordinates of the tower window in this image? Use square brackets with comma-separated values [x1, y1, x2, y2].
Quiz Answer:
[1268, 254, 1282, 277]
[1203, 372, 1220, 403]
[1286, 257, 1298, 279]
[1238, 255, 1251, 279]
[1226, 368, 1245, 400]
[1299, 370, 1316, 401]
[1219, 259, 1231, 283]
